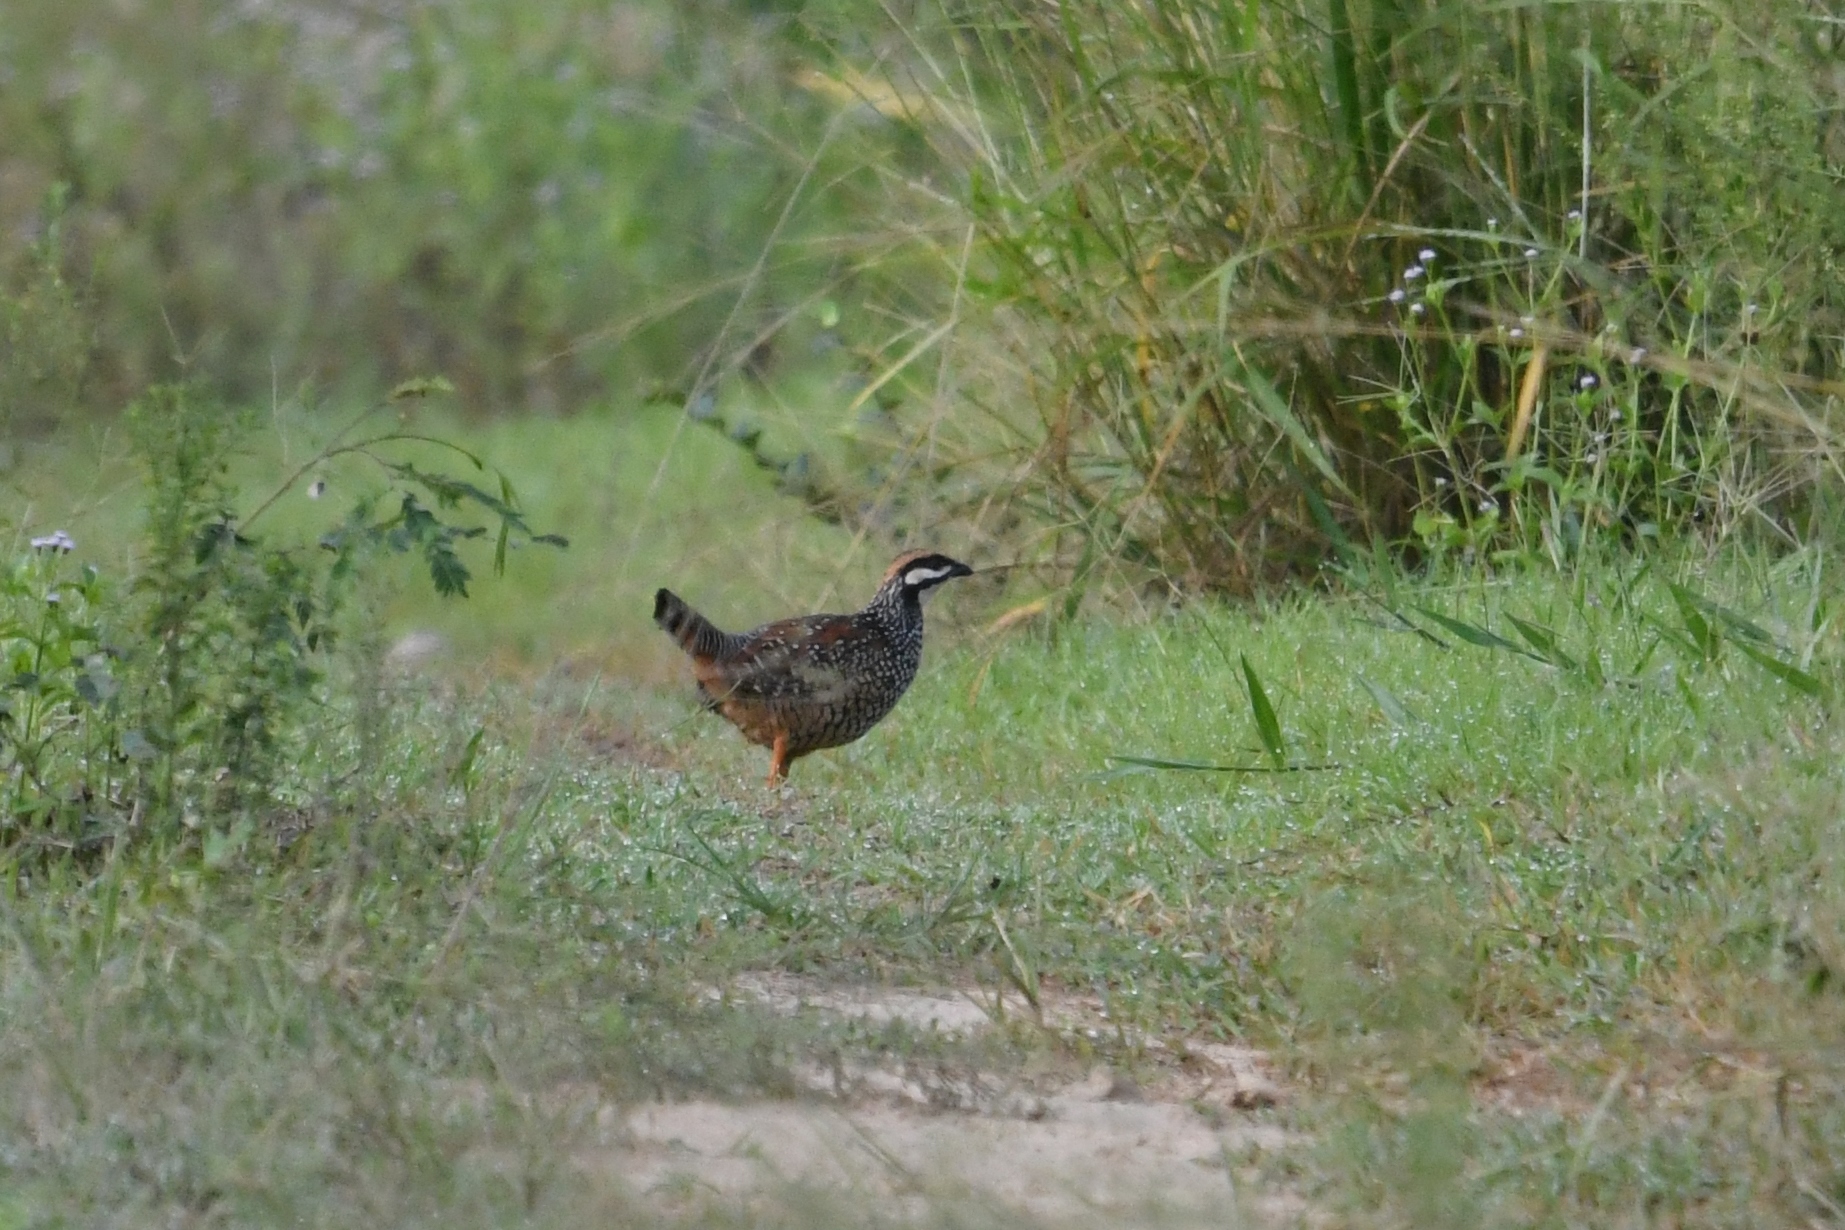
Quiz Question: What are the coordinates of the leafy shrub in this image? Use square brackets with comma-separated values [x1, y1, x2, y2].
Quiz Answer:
[0, 539, 117, 850]
[0, 383, 564, 859]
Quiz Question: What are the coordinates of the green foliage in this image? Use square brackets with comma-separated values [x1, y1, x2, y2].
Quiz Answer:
[0, 510, 1840, 1221]
[0, 185, 89, 436]
[859, 0, 1845, 588]
[1240, 652, 1285, 767]
[0, 0, 863, 409]
[0, 545, 117, 848]
[125, 387, 331, 823]
[0, 384, 563, 852]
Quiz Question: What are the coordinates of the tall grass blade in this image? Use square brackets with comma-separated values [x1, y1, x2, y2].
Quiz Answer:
[1356, 675, 1417, 727]
[1325, 0, 1371, 187]
[1671, 585, 1774, 646]
[1104, 755, 1334, 774]
[1666, 584, 1721, 662]
[1241, 653, 1285, 766]
[1733, 641, 1825, 698]
[1411, 607, 1545, 663]
[1505, 615, 1579, 672]
[1231, 345, 1346, 491]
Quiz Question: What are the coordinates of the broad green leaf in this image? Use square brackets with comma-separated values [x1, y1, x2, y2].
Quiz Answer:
[1734, 641, 1824, 697]
[1412, 606, 1544, 661]
[1506, 615, 1579, 670]
[1241, 653, 1285, 765]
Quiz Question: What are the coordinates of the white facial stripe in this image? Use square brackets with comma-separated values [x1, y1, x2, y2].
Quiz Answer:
[903, 565, 956, 587]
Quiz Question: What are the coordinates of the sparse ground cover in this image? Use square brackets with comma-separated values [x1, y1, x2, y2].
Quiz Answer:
[2, 415, 1839, 1223]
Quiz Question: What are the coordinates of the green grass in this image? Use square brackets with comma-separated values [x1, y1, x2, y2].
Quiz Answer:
[3, 499, 1839, 1222]
[640, 554, 1839, 1039]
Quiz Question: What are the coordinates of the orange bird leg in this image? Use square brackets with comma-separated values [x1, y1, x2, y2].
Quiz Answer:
[767, 733, 791, 787]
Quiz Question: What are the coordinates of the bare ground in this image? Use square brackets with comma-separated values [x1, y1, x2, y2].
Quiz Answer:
[590, 973, 1306, 1227]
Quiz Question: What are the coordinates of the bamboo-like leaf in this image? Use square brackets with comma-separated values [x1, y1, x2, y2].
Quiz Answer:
[451, 725, 487, 796]
[1412, 606, 1544, 662]
[1672, 586, 1773, 645]
[494, 473, 515, 577]
[1104, 755, 1335, 774]
[1666, 584, 1720, 661]
[1363, 594, 1449, 649]
[1230, 344, 1348, 491]
[1356, 675, 1416, 727]
[1506, 615, 1579, 671]
[1733, 641, 1824, 697]
[1241, 653, 1285, 765]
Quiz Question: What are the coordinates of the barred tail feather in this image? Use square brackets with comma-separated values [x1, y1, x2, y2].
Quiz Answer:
[653, 589, 732, 661]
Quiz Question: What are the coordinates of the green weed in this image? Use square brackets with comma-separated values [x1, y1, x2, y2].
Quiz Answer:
[0, 383, 562, 853]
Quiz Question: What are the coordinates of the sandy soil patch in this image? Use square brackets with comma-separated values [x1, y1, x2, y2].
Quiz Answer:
[587, 973, 1302, 1226]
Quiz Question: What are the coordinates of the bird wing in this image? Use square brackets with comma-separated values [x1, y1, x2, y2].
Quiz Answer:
[695, 614, 872, 707]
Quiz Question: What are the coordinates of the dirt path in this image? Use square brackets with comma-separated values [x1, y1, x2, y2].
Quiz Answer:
[592, 974, 1306, 1226]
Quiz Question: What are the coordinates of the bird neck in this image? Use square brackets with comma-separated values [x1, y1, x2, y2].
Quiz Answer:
[865, 581, 923, 630]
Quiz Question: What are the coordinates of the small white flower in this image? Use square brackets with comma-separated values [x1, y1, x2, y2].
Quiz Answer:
[1403, 265, 1424, 281]
[1418, 248, 1436, 262]
[1611, 409, 1624, 423]
[1387, 288, 1407, 303]
[1409, 302, 1427, 316]
[1579, 374, 1598, 389]
[1628, 347, 1648, 364]
[1586, 452, 1600, 465]
[1745, 302, 1758, 316]
[1509, 327, 1525, 339]
[1479, 498, 1499, 514]
[29, 530, 75, 553]
[1487, 217, 1500, 229]
[1568, 209, 1582, 221]
[1524, 247, 1540, 259]
[1434, 476, 1449, 487]
[46, 590, 60, 605]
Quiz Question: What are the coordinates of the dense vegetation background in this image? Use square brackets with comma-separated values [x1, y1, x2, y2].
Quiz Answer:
[6, 0, 1843, 581]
